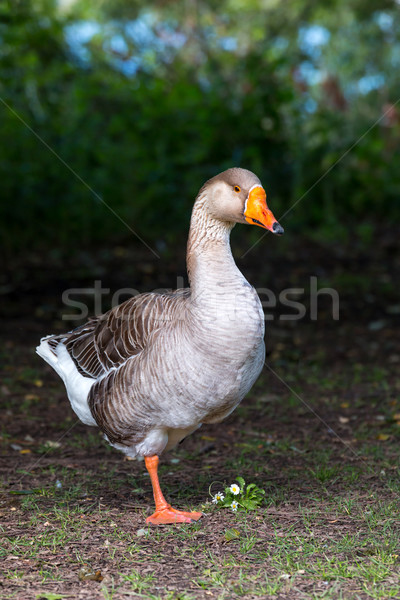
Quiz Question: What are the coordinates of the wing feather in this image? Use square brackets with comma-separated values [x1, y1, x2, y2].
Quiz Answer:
[45, 289, 190, 380]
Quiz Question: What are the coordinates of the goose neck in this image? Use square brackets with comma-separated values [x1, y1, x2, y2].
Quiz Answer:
[186, 198, 244, 295]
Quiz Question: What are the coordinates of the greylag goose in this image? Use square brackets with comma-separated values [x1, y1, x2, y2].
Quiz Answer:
[36, 168, 283, 524]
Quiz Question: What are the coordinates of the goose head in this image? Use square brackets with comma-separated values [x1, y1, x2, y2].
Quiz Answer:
[202, 167, 284, 235]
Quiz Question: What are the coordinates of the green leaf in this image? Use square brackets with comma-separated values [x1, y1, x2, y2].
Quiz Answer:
[221, 495, 233, 507]
[236, 476, 246, 490]
[10, 489, 43, 495]
[224, 528, 241, 542]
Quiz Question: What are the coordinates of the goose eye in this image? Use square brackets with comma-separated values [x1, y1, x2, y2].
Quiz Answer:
[234, 186, 241, 193]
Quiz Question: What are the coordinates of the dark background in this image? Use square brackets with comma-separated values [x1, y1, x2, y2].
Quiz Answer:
[1, 0, 399, 253]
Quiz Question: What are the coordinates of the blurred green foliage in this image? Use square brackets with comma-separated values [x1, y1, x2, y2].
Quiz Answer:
[0, 0, 399, 257]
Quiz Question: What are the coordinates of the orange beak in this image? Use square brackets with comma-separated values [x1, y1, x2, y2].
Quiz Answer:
[244, 186, 284, 235]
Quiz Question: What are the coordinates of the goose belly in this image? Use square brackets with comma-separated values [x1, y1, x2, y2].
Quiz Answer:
[190, 285, 265, 422]
[197, 338, 265, 424]
[143, 312, 265, 428]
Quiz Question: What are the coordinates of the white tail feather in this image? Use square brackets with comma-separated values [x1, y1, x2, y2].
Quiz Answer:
[36, 338, 97, 426]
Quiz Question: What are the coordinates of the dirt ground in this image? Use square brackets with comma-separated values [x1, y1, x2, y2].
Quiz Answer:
[1, 230, 399, 599]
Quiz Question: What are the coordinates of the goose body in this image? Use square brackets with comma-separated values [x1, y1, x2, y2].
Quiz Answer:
[37, 167, 283, 524]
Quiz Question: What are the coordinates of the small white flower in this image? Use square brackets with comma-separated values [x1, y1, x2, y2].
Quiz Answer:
[230, 483, 241, 495]
[231, 500, 239, 512]
[212, 492, 224, 504]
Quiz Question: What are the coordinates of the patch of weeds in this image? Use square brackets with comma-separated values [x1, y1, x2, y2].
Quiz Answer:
[210, 476, 265, 512]
[19, 495, 40, 511]
[334, 496, 358, 516]
[67, 431, 105, 450]
[309, 464, 341, 484]
[197, 567, 227, 588]
[255, 577, 285, 596]
[122, 568, 155, 593]
[5, 570, 25, 580]
[152, 593, 195, 600]
[239, 533, 260, 554]
[35, 441, 62, 455]
[341, 465, 361, 485]
[197, 564, 285, 598]
[38, 566, 63, 582]
[362, 581, 400, 599]
[53, 481, 91, 502]
[263, 483, 287, 506]
[101, 577, 120, 600]
[0, 427, 12, 441]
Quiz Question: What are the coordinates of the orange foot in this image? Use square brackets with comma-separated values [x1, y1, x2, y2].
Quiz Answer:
[146, 506, 203, 525]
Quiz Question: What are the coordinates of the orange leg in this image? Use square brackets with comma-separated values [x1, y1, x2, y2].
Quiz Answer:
[144, 455, 202, 525]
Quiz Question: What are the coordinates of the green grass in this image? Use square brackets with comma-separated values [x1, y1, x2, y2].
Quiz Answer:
[2, 444, 400, 600]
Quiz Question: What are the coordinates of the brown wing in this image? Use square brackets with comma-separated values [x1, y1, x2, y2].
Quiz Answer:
[47, 289, 190, 379]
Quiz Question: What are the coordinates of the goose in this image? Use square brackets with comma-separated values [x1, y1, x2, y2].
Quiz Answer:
[36, 167, 283, 525]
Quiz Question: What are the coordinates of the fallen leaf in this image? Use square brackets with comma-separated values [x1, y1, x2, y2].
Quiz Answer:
[25, 394, 40, 401]
[20, 449, 32, 454]
[44, 441, 61, 449]
[78, 565, 103, 582]
[377, 433, 390, 441]
[224, 528, 241, 542]
[34, 379, 43, 387]
[136, 528, 149, 537]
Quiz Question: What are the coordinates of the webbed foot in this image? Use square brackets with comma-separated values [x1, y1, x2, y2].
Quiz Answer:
[146, 505, 202, 525]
